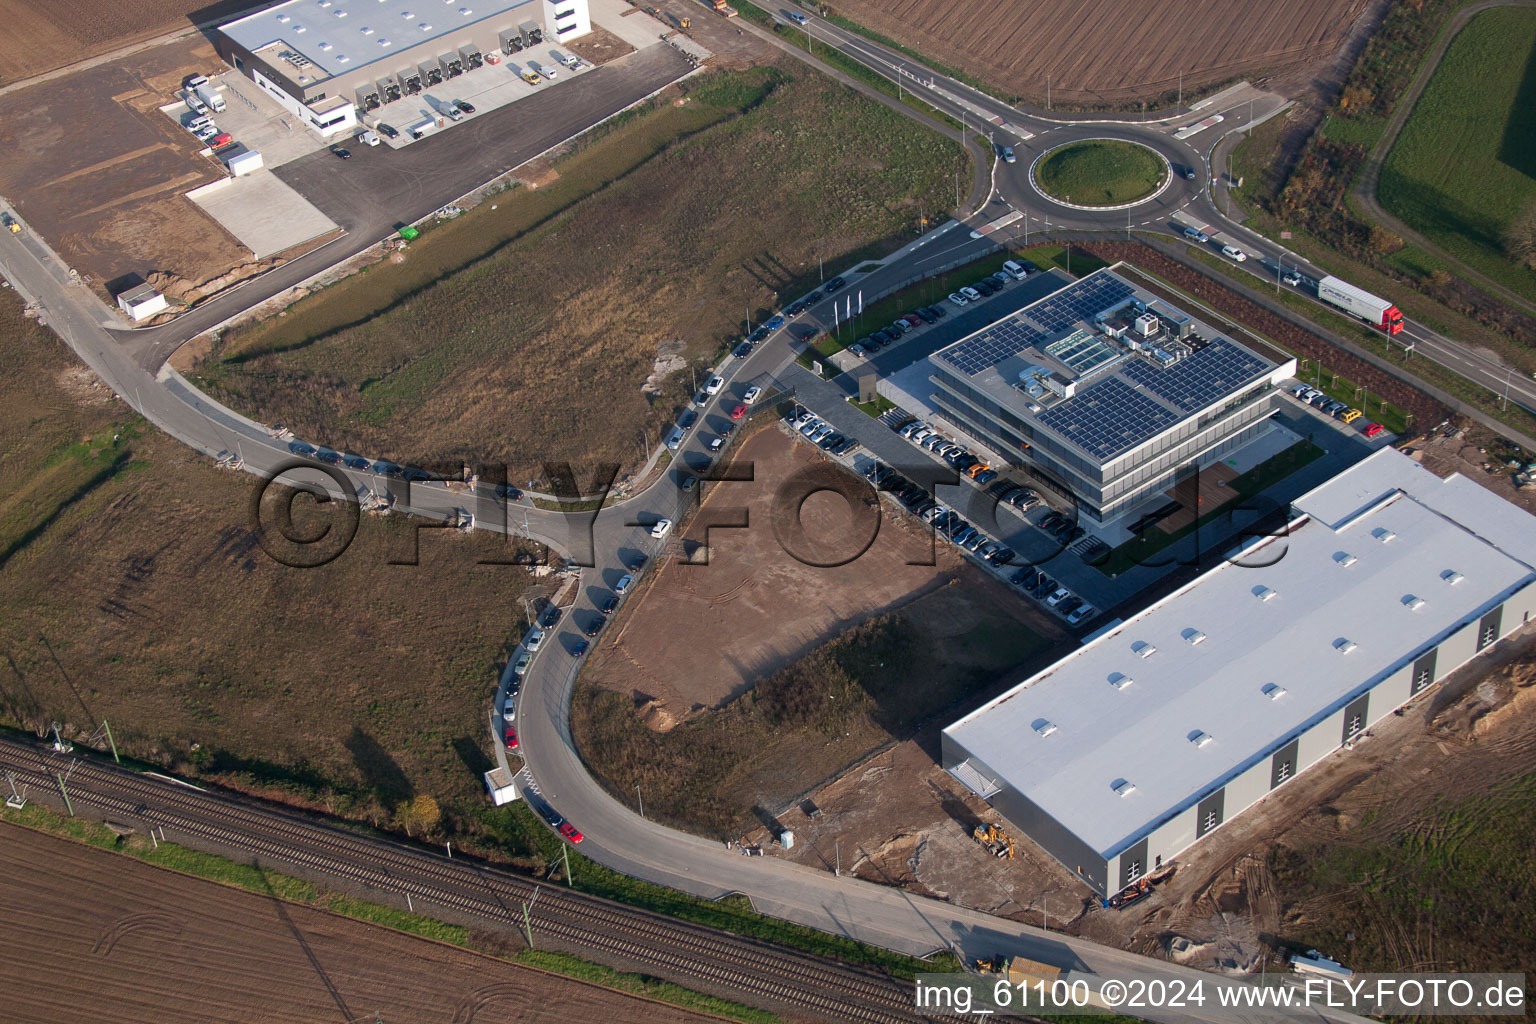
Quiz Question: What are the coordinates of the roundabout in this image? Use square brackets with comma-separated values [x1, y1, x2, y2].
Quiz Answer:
[1028, 138, 1173, 211]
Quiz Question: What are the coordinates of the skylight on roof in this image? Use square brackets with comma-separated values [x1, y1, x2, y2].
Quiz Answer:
[1112, 779, 1137, 797]
[1032, 719, 1058, 738]
[1182, 628, 1207, 645]
[1442, 570, 1464, 585]
[1403, 594, 1426, 611]
[1108, 672, 1133, 691]
[1262, 683, 1286, 700]
[1188, 730, 1213, 748]
[1334, 638, 1357, 654]
[1335, 551, 1357, 567]
[1132, 641, 1156, 659]
[1254, 585, 1277, 602]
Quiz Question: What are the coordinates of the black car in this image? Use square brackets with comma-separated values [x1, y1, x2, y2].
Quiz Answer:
[376, 122, 399, 139]
[571, 640, 590, 657]
[496, 483, 524, 500]
[541, 606, 562, 627]
[342, 453, 370, 469]
[748, 327, 769, 342]
[331, 146, 351, 160]
[863, 336, 882, 352]
[538, 802, 564, 828]
[824, 276, 846, 292]
[916, 307, 939, 324]
[584, 616, 607, 638]
[602, 595, 618, 615]
[376, 461, 404, 478]
[733, 341, 752, 359]
[1009, 569, 1032, 587]
[457, 100, 476, 114]
[973, 279, 997, 296]
[928, 304, 948, 318]
[288, 440, 317, 457]
[629, 554, 648, 572]
[315, 448, 342, 465]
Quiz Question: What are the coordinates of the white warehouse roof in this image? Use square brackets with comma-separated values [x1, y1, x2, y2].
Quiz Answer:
[944, 448, 1536, 861]
[221, 0, 533, 79]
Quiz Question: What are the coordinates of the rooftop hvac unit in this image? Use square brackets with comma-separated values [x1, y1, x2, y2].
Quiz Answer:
[1134, 313, 1159, 338]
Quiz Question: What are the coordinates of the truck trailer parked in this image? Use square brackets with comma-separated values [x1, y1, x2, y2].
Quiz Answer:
[1318, 275, 1403, 335]
[187, 75, 226, 113]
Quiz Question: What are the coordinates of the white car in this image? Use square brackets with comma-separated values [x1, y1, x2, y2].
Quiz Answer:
[532, 61, 556, 79]
[810, 424, 834, 443]
[502, 698, 517, 721]
[742, 385, 762, 404]
[1221, 245, 1247, 262]
[800, 418, 822, 436]
[1045, 587, 1072, 607]
[705, 375, 725, 395]
[651, 518, 672, 539]
[960, 286, 982, 301]
[525, 628, 545, 652]
[948, 292, 969, 307]
[708, 435, 724, 451]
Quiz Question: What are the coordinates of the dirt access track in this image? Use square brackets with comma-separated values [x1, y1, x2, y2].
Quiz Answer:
[0, 0, 263, 87]
[0, 35, 253, 300]
[0, 823, 723, 1024]
[585, 423, 1016, 713]
[827, 0, 1371, 105]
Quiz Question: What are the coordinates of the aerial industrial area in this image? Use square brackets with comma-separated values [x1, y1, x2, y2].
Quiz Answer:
[1, 0, 1533, 1020]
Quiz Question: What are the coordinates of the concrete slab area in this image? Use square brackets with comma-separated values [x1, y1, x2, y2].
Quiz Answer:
[189, 171, 338, 259]
[589, 0, 675, 50]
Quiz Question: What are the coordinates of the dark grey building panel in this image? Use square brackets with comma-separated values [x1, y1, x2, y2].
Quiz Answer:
[1270, 738, 1299, 789]
[1195, 789, 1225, 839]
[1117, 837, 1149, 890]
[1342, 693, 1369, 745]
[1477, 605, 1503, 650]
[1411, 647, 1437, 695]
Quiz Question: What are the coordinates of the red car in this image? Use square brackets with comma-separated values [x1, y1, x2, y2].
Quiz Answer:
[557, 822, 584, 844]
[730, 403, 747, 420]
[504, 727, 519, 750]
[1363, 422, 1384, 438]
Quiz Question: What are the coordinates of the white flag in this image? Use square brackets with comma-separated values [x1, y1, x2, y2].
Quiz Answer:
[857, 290, 863, 314]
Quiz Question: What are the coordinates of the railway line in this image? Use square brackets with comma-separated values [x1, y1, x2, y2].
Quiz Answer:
[0, 736, 928, 1024]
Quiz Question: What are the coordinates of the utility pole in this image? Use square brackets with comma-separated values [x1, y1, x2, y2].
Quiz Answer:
[561, 843, 572, 886]
[1503, 367, 1513, 411]
[56, 773, 73, 817]
[636, 785, 644, 819]
[835, 841, 841, 877]
[1178, 70, 1182, 109]
[520, 902, 534, 948]
[102, 719, 119, 763]
[1047, 76, 1051, 111]
[1042, 896, 1048, 931]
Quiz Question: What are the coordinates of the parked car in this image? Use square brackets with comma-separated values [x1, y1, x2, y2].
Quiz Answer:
[375, 122, 399, 139]
[558, 822, 584, 843]
[525, 628, 545, 652]
[705, 375, 725, 395]
[615, 573, 635, 594]
[571, 640, 589, 656]
[948, 291, 970, 307]
[1067, 602, 1096, 625]
[1221, 244, 1247, 262]
[730, 403, 747, 420]
[504, 726, 519, 750]
[916, 307, 939, 324]
[824, 276, 846, 292]
[764, 314, 786, 330]
[1364, 422, 1385, 438]
[456, 100, 476, 114]
[584, 616, 606, 637]
[742, 385, 762, 404]
[972, 280, 997, 296]
[960, 286, 982, 301]
[650, 518, 672, 539]
[357, 129, 382, 147]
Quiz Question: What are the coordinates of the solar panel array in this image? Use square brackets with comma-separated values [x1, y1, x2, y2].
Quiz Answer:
[940, 319, 1050, 376]
[1028, 275, 1135, 334]
[1036, 377, 1180, 460]
[938, 274, 1134, 377]
[1119, 338, 1269, 413]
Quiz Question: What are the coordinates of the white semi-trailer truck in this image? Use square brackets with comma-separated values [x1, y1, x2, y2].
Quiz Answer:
[1318, 275, 1403, 335]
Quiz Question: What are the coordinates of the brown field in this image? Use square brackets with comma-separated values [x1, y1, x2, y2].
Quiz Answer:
[572, 424, 1065, 834]
[0, 0, 264, 87]
[585, 424, 1051, 712]
[0, 287, 537, 845]
[828, 0, 1371, 104]
[0, 35, 250, 296]
[0, 824, 719, 1024]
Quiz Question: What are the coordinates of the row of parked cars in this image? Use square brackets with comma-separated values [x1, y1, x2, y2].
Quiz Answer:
[1008, 566, 1095, 625]
[947, 260, 1033, 309]
[787, 407, 860, 456]
[1290, 384, 1385, 438]
[896, 420, 999, 483]
[848, 303, 947, 357]
[743, 275, 849, 345]
[864, 461, 1018, 567]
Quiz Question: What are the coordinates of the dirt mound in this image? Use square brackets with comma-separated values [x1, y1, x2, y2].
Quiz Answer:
[638, 697, 678, 733]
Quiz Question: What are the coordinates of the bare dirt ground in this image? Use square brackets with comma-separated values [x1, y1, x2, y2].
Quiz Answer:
[0, 824, 720, 1024]
[826, 0, 1370, 105]
[587, 423, 1025, 712]
[646, 0, 773, 70]
[753, 740, 1094, 927]
[0, 36, 254, 299]
[1411, 422, 1536, 517]
[0, 0, 263, 87]
[566, 24, 640, 66]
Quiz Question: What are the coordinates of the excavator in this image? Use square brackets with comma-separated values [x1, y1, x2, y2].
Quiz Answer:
[971, 823, 1015, 859]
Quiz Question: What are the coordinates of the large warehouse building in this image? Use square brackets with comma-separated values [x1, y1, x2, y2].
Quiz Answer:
[942, 448, 1536, 895]
[215, 0, 591, 136]
[927, 266, 1296, 523]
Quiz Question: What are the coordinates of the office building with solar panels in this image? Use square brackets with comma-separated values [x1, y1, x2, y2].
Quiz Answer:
[216, 0, 589, 136]
[942, 447, 1536, 895]
[927, 265, 1296, 523]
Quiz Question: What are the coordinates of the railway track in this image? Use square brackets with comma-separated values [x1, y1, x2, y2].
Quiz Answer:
[0, 737, 934, 1023]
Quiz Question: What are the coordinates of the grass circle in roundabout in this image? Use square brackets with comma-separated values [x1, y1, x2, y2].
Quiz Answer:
[1033, 139, 1167, 207]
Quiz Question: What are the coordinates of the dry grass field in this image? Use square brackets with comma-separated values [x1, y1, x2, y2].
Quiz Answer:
[200, 65, 967, 484]
[0, 288, 536, 837]
[0, 824, 723, 1024]
[0, 0, 263, 86]
[827, 0, 1370, 105]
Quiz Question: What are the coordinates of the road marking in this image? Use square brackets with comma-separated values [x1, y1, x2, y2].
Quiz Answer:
[1173, 114, 1224, 140]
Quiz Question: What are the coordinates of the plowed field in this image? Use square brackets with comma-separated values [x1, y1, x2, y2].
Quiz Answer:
[828, 0, 1370, 105]
[0, 824, 719, 1024]
[0, 0, 263, 87]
